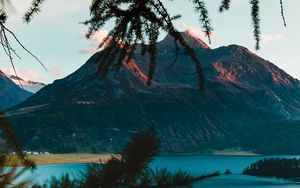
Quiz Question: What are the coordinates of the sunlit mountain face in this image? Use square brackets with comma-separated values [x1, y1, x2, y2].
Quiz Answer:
[6, 32, 300, 154]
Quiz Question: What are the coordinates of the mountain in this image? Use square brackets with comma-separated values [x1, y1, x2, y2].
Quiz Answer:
[7, 31, 300, 154]
[0, 71, 33, 110]
[9, 75, 46, 93]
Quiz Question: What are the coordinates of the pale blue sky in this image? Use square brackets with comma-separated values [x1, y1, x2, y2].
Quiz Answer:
[1, 0, 299, 83]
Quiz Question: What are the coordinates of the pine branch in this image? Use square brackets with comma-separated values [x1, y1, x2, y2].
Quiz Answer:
[24, 0, 46, 23]
[280, 0, 287, 27]
[0, 112, 35, 169]
[219, 0, 231, 12]
[0, 10, 47, 89]
[0, 23, 23, 88]
[250, 0, 260, 50]
[0, 9, 7, 23]
[191, 0, 213, 44]
[2, 24, 48, 71]
[1, 0, 287, 92]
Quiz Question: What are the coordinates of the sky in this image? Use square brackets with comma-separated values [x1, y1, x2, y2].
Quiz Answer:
[1, 0, 299, 83]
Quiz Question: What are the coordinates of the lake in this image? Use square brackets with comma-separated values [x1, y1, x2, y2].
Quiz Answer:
[23, 155, 300, 187]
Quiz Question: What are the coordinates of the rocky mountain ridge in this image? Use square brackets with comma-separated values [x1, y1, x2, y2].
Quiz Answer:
[9, 75, 46, 93]
[7, 32, 300, 154]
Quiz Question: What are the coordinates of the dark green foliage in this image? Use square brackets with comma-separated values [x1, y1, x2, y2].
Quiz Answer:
[280, 0, 287, 27]
[82, 0, 207, 89]
[32, 174, 80, 188]
[0, 9, 7, 23]
[243, 158, 300, 180]
[250, 0, 260, 50]
[39, 126, 218, 188]
[0, 22, 47, 87]
[0, 110, 34, 187]
[0, 70, 34, 187]
[49, 174, 80, 188]
[0, 1, 47, 88]
[0, 154, 32, 188]
[148, 168, 219, 187]
[24, 0, 46, 23]
[79, 126, 210, 188]
[20, 0, 288, 90]
[0, 0, 289, 90]
[191, 0, 213, 44]
[0, 112, 35, 168]
[219, 0, 231, 12]
[237, 119, 300, 155]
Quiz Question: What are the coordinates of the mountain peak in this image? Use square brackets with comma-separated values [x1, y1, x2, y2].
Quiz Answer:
[183, 29, 210, 48]
[8, 75, 46, 93]
[8, 37, 300, 154]
[9, 75, 25, 82]
[159, 30, 210, 49]
[0, 70, 6, 77]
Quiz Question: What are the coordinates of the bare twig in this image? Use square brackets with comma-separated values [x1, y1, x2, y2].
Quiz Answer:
[0, 24, 23, 88]
[2, 24, 48, 71]
[280, 0, 287, 27]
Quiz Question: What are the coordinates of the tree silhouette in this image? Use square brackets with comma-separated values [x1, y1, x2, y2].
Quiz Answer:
[0, 112, 35, 188]
[243, 158, 300, 179]
[0, 0, 288, 90]
[0, 113, 35, 167]
[0, 154, 32, 188]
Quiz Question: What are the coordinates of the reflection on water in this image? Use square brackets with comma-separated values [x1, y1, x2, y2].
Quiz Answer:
[197, 175, 300, 188]
[151, 155, 300, 188]
[23, 155, 300, 187]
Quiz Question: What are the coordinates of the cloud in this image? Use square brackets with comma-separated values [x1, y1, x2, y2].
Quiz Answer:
[9, 0, 88, 15]
[3, 68, 45, 81]
[261, 34, 287, 43]
[50, 68, 61, 77]
[80, 30, 109, 54]
[182, 25, 215, 40]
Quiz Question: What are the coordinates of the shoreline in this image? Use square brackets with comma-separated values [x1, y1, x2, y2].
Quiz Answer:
[13, 151, 293, 166]
[11, 153, 118, 166]
[159, 149, 260, 157]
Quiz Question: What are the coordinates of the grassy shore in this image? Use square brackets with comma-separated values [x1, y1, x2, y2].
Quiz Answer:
[10, 150, 258, 166]
[209, 149, 260, 156]
[12, 154, 118, 166]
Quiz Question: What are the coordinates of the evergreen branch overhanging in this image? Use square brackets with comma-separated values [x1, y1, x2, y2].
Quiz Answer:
[3, 0, 290, 91]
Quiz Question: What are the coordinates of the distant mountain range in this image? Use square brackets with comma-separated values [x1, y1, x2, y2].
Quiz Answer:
[9, 75, 46, 93]
[0, 71, 33, 110]
[7, 31, 300, 154]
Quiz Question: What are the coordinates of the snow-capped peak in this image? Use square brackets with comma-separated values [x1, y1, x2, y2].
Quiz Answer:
[9, 75, 46, 93]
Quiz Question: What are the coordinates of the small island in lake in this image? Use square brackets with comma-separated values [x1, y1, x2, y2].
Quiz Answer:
[243, 158, 300, 180]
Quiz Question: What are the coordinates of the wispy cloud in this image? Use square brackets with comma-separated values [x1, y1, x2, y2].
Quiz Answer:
[261, 34, 287, 43]
[187, 28, 212, 39]
[182, 25, 215, 40]
[80, 30, 109, 54]
[50, 68, 61, 77]
[9, 0, 88, 15]
[3, 68, 45, 81]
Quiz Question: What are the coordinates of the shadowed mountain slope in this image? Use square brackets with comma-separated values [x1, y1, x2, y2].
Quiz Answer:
[0, 71, 32, 110]
[7, 32, 300, 154]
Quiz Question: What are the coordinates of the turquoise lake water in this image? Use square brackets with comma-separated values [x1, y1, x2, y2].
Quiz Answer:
[22, 155, 300, 187]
